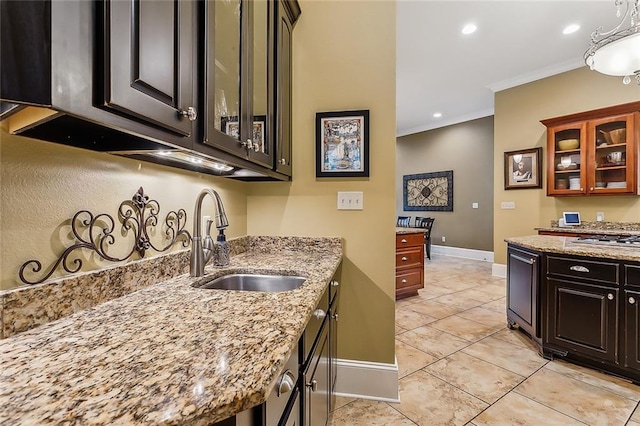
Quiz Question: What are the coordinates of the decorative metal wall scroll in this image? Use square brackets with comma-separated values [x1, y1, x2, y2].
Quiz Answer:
[19, 187, 191, 285]
[403, 171, 454, 211]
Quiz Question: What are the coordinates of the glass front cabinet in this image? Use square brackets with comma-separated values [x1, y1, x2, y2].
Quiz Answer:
[542, 102, 640, 197]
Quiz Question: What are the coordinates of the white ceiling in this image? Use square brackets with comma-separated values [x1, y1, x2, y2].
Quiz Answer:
[396, 1, 625, 136]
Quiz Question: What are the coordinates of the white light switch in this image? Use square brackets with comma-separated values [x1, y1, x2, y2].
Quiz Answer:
[337, 191, 363, 210]
[472, 202, 479, 209]
[501, 201, 516, 210]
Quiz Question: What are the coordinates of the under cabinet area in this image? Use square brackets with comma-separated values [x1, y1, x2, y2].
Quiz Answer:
[395, 231, 425, 300]
[0, 0, 300, 181]
[541, 101, 640, 196]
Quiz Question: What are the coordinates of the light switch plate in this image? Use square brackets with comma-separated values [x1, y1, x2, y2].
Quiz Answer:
[337, 191, 363, 210]
[501, 201, 515, 209]
[472, 202, 479, 209]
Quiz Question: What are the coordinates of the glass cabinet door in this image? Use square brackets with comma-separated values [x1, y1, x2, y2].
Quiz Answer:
[203, 0, 274, 167]
[548, 122, 587, 196]
[588, 114, 635, 194]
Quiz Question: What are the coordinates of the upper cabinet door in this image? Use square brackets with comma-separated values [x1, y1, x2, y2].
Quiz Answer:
[275, 0, 293, 176]
[100, 0, 196, 137]
[202, 0, 275, 168]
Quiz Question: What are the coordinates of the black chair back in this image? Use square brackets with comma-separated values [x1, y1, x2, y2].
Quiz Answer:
[397, 216, 411, 227]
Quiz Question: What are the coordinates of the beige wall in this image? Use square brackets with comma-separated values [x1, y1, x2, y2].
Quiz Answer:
[0, 129, 249, 290]
[494, 67, 640, 264]
[396, 117, 494, 252]
[247, 0, 397, 364]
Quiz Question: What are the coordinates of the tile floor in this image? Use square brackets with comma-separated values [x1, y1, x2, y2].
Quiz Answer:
[329, 254, 640, 426]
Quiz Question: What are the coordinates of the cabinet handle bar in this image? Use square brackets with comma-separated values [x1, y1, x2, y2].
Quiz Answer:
[569, 265, 590, 273]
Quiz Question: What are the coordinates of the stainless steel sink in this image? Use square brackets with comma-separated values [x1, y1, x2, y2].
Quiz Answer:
[194, 274, 306, 292]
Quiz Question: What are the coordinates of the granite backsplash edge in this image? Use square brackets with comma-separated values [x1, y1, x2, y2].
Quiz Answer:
[1, 235, 342, 339]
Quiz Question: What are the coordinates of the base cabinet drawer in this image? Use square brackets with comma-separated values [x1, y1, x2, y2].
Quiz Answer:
[395, 248, 423, 269]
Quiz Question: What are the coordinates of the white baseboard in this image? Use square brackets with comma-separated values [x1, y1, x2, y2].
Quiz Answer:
[431, 245, 494, 263]
[334, 358, 400, 403]
[492, 263, 507, 278]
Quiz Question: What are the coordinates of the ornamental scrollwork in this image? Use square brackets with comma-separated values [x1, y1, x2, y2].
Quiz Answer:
[19, 187, 191, 285]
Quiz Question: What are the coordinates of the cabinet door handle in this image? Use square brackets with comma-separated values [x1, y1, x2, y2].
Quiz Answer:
[331, 280, 340, 287]
[401, 279, 407, 283]
[401, 239, 407, 243]
[306, 379, 318, 392]
[179, 106, 197, 121]
[277, 370, 295, 397]
[332, 312, 339, 321]
[569, 265, 590, 273]
[630, 297, 636, 305]
[280, 158, 287, 165]
[607, 293, 614, 300]
[401, 256, 408, 261]
[251, 141, 260, 152]
[590, 187, 594, 191]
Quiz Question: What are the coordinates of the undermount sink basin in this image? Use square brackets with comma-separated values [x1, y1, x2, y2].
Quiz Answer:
[194, 274, 307, 292]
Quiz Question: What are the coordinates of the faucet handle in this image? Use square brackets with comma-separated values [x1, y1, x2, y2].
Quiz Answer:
[205, 218, 214, 237]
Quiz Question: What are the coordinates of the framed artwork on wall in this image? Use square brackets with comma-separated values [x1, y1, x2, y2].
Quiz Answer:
[316, 109, 369, 177]
[504, 147, 542, 190]
[403, 170, 453, 211]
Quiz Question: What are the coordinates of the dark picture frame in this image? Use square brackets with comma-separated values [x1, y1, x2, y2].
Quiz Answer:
[504, 147, 542, 190]
[316, 109, 369, 177]
[220, 115, 267, 153]
[403, 170, 454, 211]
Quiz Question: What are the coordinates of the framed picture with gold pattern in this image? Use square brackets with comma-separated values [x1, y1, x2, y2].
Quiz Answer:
[403, 171, 453, 211]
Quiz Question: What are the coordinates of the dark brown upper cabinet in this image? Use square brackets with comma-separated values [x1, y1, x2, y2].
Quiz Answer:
[1, 0, 300, 180]
[100, 0, 196, 137]
[200, 0, 299, 175]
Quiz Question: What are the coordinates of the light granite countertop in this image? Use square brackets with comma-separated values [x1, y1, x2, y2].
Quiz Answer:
[506, 235, 640, 262]
[0, 241, 343, 425]
[396, 227, 425, 235]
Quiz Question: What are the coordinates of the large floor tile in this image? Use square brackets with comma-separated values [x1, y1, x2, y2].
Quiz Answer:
[434, 279, 480, 292]
[329, 399, 415, 426]
[471, 392, 586, 426]
[490, 328, 538, 350]
[332, 396, 357, 411]
[425, 352, 525, 403]
[457, 306, 507, 327]
[428, 315, 503, 342]
[395, 339, 437, 378]
[459, 288, 504, 304]
[515, 368, 638, 425]
[431, 293, 485, 311]
[404, 299, 461, 319]
[394, 370, 488, 426]
[415, 285, 455, 299]
[632, 404, 640, 422]
[461, 335, 547, 376]
[472, 283, 507, 298]
[395, 323, 407, 335]
[480, 297, 506, 313]
[395, 307, 437, 330]
[544, 360, 640, 402]
[396, 325, 470, 359]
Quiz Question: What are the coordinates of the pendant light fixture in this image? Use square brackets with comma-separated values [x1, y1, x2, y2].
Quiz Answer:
[584, 0, 640, 85]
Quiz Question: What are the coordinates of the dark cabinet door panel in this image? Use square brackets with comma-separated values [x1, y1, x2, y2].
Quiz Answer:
[625, 290, 640, 371]
[547, 278, 619, 362]
[507, 247, 540, 338]
[275, 0, 293, 175]
[101, 0, 194, 136]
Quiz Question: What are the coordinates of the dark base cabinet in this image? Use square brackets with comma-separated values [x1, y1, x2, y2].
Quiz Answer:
[625, 290, 640, 372]
[546, 278, 619, 363]
[506, 246, 541, 343]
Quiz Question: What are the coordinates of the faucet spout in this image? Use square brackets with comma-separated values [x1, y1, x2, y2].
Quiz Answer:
[190, 188, 229, 277]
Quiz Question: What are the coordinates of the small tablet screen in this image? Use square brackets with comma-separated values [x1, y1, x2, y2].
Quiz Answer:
[563, 212, 581, 226]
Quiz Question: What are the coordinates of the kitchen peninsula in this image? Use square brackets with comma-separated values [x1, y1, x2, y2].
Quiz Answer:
[0, 236, 342, 425]
[506, 232, 640, 385]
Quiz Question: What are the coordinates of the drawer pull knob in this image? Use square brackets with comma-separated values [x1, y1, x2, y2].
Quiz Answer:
[569, 265, 590, 273]
[607, 293, 614, 300]
[277, 370, 295, 396]
[401, 279, 407, 283]
[401, 256, 408, 261]
[630, 297, 636, 305]
[332, 312, 339, 321]
[401, 239, 407, 243]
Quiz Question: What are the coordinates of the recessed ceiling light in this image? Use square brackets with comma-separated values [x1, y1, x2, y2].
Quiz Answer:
[433, 112, 442, 118]
[461, 24, 477, 35]
[563, 24, 580, 35]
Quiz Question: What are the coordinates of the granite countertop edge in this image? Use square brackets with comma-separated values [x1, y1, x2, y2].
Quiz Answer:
[0, 242, 343, 425]
[506, 235, 640, 262]
[535, 227, 640, 236]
